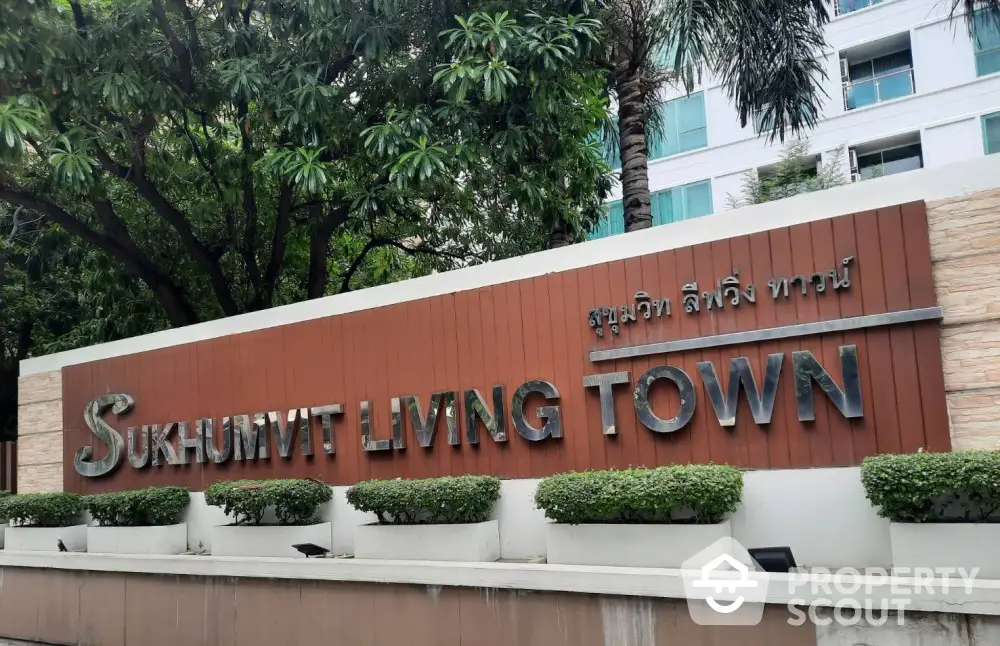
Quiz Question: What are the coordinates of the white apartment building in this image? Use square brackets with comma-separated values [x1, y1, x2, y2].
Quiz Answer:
[592, 0, 1000, 238]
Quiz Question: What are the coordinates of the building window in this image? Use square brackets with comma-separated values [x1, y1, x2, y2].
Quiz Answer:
[974, 10, 1000, 76]
[649, 92, 708, 160]
[836, 0, 882, 16]
[983, 112, 1000, 155]
[651, 180, 714, 225]
[843, 49, 914, 110]
[588, 180, 713, 240]
[599, 123, 621, 170]
[855, 143, 923, 180]
[589, 200, 624, 240]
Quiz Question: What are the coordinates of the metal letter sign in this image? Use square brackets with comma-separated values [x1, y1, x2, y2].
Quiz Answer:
[582, 371, 631, 435]
[633, 366, 697, 433]
[73, 340, 879, 477]
[74, 394, 133, 478]
[698, 355, 784, 427]
[511, 380, 563, 441]
[793, 346, 863, 421]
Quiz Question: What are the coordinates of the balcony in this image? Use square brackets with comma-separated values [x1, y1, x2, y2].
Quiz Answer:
[843, 68, 915, 110]
[840, 36, 915, 111]
[834, 0, 883, 16]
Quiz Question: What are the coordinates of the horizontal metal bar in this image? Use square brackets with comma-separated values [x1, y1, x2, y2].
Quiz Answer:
[589, 307, 944, 363]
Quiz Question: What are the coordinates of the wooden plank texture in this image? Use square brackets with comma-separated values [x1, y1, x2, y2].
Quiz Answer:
[60, 206, 950, 492]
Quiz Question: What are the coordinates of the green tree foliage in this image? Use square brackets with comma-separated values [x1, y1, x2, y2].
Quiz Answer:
[0, 209, 163, 440]
[726, 139, 846, 208]
[0, 0, 612, 332]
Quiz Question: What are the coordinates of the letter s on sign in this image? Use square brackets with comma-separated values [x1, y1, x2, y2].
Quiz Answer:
[74, 394, 134, 478]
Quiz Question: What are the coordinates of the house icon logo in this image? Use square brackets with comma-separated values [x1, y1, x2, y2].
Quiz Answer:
[681, 537, 770, 626]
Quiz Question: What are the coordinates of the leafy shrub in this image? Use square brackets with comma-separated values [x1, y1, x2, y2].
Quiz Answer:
[861, 451, 1000, 523]
[84, 486, 189, 527]
[0, 490, 11, 520]
[204, 479, 332, 526]
[346, 475, 501, 525]
[3, 492, 84, 528]
[534, 465, 743, 524]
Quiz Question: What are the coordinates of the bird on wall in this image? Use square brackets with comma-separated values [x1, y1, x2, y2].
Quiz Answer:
[57, 539, 67, 552]
[292, 543, 330, 558]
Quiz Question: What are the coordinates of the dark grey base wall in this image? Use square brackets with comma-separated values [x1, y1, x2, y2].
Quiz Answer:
[0, 567, 813, 646]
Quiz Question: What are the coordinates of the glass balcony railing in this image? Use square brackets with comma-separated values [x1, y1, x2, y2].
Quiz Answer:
[835, 0, 883, 15]
[843, 68, 914, 110]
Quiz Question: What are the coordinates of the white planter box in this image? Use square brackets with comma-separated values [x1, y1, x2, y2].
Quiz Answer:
[5, 524, 88, 552]
[545, 521, 732, 568]
[210, 522, 333, 558]
[354, 520, 500, 562]
[87, 524, 188, 555]
[890, 523, 1000, 578]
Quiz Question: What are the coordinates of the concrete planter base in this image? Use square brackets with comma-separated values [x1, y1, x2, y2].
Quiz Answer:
[5, 524, 88, 552]
[544, 521, 732, 568]
[210, 522, 333, 558]
[87, 524, 188, 555]
[890, 523, 1000, 578]
[354, 520, 500, 562]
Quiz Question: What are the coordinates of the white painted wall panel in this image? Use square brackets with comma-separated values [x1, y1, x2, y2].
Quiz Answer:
[181, 468, 889, 567]
[923, 117, 983, 166]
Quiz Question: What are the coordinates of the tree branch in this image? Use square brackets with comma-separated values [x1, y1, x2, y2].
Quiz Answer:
[173, 0, 202, 64]
[68, 0, 88, 38]
[338, 236, 465, 293]
[236, 99, 262, 296]
[324, 55, 358, 84]
[151, 0, 196, 93]
[94, 145, 240, 316]
[338, 237, 381, 294]
[0, 188, 198, 326]
[260, 182, 293, 308]
[307, 204, 350, 299]
[174, 111, 222, 197]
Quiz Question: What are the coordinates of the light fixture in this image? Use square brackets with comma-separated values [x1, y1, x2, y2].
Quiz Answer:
[748, 546, 796, 573]
[292, 543, 330, 558]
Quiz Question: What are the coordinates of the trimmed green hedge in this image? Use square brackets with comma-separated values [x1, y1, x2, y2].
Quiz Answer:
[84, 486, 189, 527]
[346, 475, 501, 525]
[862, 451, 1000, 523]
[3, 492, 84, 528]
[534, 465, 743, 524]
[204, 479, 332, 526]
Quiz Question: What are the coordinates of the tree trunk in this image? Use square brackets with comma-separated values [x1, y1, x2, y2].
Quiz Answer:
[615, 49, 653, 232]
[306, 205, 350, 299]
[547, 216, 573, 248]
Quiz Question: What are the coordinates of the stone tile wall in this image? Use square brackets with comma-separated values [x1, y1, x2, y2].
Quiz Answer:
[15, 372, 62, 493]
[929, 189, 1000, 449]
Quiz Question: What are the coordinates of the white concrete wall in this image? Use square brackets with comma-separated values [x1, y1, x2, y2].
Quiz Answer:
[619, 0, 1000, 207]
[730, 467, 891, 569]
[912, 18, 977, 95]
[180, 467, 888, 566]
[711, 169, 748, 210]
[923, 117, 984, 166]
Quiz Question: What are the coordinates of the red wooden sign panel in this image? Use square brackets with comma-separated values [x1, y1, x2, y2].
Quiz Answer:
[61, 203, 951, 493]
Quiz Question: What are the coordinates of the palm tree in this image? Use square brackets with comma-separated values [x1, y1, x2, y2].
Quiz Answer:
[599, 0, 1000, 233]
